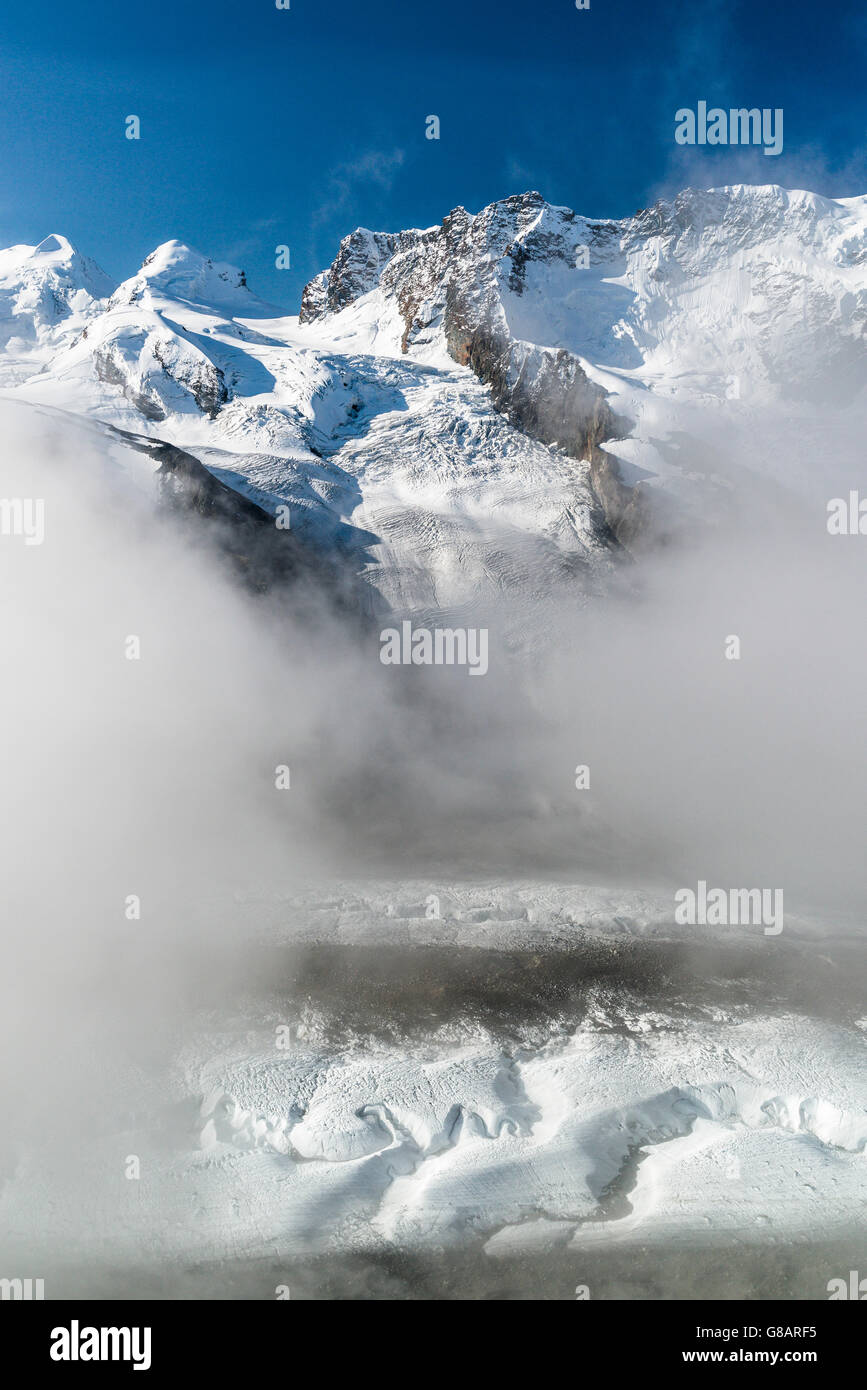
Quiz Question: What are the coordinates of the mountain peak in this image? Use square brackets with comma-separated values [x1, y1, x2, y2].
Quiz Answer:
[141, 239, 212, 273]
[33, 233, 76, 259]
[135, 240, 250, 300]
[0, 233, 114, 310]
[0, 232, 104, 281]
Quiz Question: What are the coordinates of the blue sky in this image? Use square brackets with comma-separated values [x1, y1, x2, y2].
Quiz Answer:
[0, 0, 864, 307]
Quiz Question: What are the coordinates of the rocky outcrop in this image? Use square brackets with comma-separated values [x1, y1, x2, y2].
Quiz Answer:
[151, 338, 229, 418]
[302, 193, 641, 545]
[93, 331, 230, 423]
[301, 228, 425, 321]
[113, 427, 363, 611]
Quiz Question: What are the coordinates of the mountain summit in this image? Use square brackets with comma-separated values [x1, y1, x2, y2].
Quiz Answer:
[0, 233, 114, 384]
[2, 185, 865, 606]
[110, 240, 269, 314]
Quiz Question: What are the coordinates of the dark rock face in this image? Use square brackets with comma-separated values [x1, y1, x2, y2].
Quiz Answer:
[458, 328, 646, 549]
[588, 451, 655, 552]
[458, 334, 624, 460]
[151, 339, 229, 419]
[111, 428, 366, 613]
[300, 228, 425, 322]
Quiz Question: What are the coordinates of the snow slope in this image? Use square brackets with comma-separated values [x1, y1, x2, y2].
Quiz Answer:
[2, 186, 865, 607]
[300, 185, 867, 539]
[0, 234, 113, 386]
[2, 882, 864, 1299]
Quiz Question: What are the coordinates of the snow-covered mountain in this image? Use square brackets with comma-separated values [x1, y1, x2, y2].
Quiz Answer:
[4, 192, 866, 1304]
[300, 185, 866, 546]
[0, 233, 113, 386]
[3, 185, 865, 611]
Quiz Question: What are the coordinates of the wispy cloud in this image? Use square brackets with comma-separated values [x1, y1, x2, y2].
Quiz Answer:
[312, 147, 406, 231]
